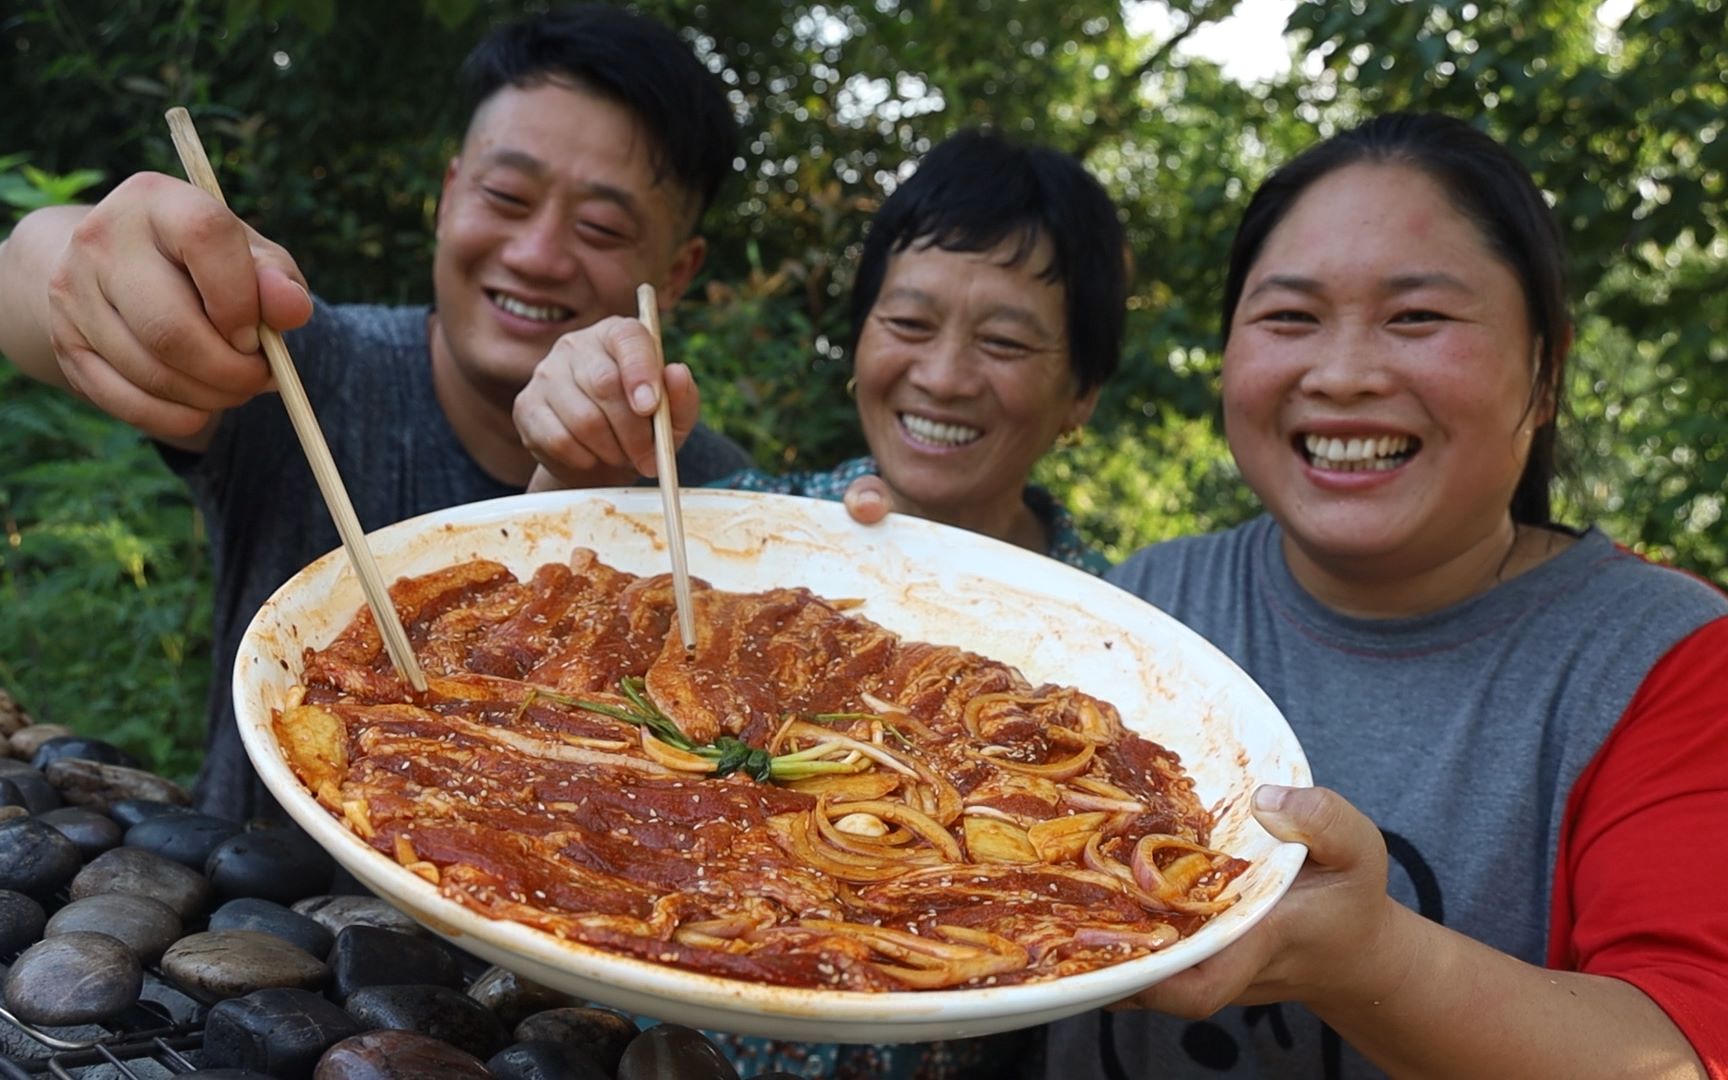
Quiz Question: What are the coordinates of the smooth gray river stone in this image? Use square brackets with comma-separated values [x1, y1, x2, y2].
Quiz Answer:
[30, 735, 140, 771]
[341, 984, 509, 1062]
[45, 893, 183, 963]
[107, 797, 197, 829]
[616, 1024, 741, 1080]
[313, 1030, 491, 1080]
[205, 825, 335, 904]
[34, 805, 124, 858]
[159, 929, 329, 1003]
[71, 844, 212, 918]
[0, 889, 47, 955]
[292, 895, 423, 937]
[328, 924, 463, 1001]
[487, 1039, 611, 1080]
[513, 1005, 639, 1075]
[0, 817, 82, 899]
[466, 965, 584, 1030]
[0, 763, 62, 815]
[2, 931, 143, 1026]
[209, 897, 335, 957]
[124, 812, 243, 869]
[203, 986, 367, 1080]
[44, 758, 190, 811]
[8, 723, 72, 760]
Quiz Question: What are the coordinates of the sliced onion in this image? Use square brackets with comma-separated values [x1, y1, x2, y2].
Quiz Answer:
[773, 813, 918, 882]
[790, 920, 1028, 989]
[782, 721, 918, 776]
[962, 815, 1038, 863]
[820, 799, 964, 863]
[983, 741, 1095, 781]
[436, 712, 676, 776]
[1043, 725, 1087, 746]
[767, 710, 801, 756]
[1071, 924, 1179, 951]
[636, 728, 716, 773]
[860, 692, 938, 740]
[672, 927, 752, 952]
[1082, 829, 1135, 887]
[1130, 834, 1240, 915]
[905, 755, 964, 826]
[341, 798, 376, 839]
[1081, 829, 1186, 913]
[1061, 789, 1146, 813]
[1072, 775, 1139, 800]
[860, 690, 904, 715]
[678, 915, 767, 940]
[812, 798, 918, 854]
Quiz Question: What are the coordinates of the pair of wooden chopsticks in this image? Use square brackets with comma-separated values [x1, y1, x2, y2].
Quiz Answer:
[165, 109, 698, 689]
[166, 107, 428, 692]
[636, 284, 698, 654]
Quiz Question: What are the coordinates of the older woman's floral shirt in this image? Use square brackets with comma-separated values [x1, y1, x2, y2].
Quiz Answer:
[713, 456, 1108, 576]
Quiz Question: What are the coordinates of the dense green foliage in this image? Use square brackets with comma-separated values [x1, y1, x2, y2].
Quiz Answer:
[2, 0, 1723, 775]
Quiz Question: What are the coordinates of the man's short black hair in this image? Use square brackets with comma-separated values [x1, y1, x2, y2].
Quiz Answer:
[459, 5, 738, 224]
[850, 130, 1128, 396]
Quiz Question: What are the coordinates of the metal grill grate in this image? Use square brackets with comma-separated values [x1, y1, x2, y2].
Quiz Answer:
[0, 973, 208, 1078]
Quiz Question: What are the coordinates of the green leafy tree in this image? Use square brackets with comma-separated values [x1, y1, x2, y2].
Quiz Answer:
[0, 160, 211, 778]
[2, 1, 1722, 773]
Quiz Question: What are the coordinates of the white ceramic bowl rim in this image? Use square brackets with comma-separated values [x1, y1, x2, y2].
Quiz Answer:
[234, 489, 1310, 1042]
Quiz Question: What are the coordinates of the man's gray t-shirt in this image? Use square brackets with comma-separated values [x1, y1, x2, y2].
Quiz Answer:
[1038, 515, 1725, 1080]
[163, 301, 751, 820]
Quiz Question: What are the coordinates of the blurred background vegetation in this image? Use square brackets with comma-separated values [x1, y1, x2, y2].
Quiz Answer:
[2, 0, 1724, 778]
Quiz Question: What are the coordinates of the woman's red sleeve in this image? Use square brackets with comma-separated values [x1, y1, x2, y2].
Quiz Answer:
[1550, 615, 1728, 1078]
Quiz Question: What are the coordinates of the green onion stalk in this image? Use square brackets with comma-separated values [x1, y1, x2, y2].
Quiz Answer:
[520, 678, 864, 783]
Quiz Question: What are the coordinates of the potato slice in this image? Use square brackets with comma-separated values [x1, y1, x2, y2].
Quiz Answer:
[963, 816, 1038, 864]
[1027, 812, 1109, 863]
[274, 704, 348, 798]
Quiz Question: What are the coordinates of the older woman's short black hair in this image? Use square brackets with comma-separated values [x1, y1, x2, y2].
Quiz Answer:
[459, 5, 737, 226]
[850, 130, 1128, 396]
[1221, 112, 1571, 526]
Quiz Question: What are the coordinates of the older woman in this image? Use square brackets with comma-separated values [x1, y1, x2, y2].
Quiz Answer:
[713, 129, 1123, 575]
[522, 129, 1129, 1079]
[1024, 113, 1728, 1078]
[518, 128, 1126, 578]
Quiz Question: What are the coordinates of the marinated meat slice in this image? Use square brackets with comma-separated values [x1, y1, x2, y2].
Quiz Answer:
[640, 586, 787, 743]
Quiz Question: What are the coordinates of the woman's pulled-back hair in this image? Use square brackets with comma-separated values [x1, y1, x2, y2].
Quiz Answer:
[1220, 112, 1571, 526]
[851, 130, 1128, 396]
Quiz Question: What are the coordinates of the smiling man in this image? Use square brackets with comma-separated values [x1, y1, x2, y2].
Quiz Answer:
[0, 6, 750, 818]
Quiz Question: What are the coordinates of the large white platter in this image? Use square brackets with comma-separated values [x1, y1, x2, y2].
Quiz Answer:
[235, 489, 1309, 1044]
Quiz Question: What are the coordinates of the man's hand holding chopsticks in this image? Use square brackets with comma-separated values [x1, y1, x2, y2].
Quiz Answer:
[518, 315, 702, 492]
[0, 171, 312, 449]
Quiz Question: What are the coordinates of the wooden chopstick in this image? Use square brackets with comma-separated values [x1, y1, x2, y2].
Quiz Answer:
[164, 107, 428, 693]
[636, 283, 697, 653]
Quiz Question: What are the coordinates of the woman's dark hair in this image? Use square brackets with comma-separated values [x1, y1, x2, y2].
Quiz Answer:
[1220, 112, 1571, 526]
[851, 129, 1128, 396]
[459, 5, 737, 225]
